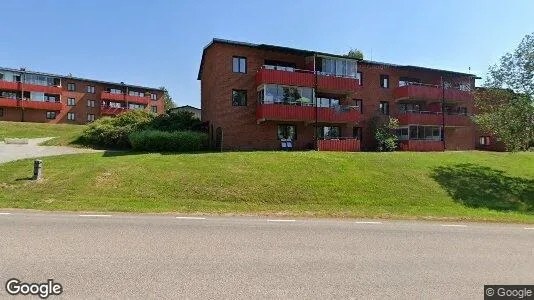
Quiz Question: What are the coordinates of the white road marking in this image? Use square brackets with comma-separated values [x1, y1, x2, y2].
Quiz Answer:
[176, 217, 206, 220]
[267, 219, 296, 222]
[0, 212, 12, 215]
[441, 224, 468, 227]
[525, 227, 534, 230]
[79, 214, 112, 217]
[355, 221, 382, 224]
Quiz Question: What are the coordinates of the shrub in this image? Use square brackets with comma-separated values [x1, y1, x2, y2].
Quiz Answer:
[129, 130, 208, 152]
[372, 116, 399, 152]
[149, 110, 203, 132]
[80, 110, 155, 148]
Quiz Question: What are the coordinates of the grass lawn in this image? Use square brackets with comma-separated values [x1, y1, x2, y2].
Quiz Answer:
[0, 151, 533, 223]
[0, 121, 86, 146]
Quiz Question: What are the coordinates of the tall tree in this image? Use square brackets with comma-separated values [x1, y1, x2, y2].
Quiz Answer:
[474, 32, 534, 151]
[346, 49, 364, 60]
[159, 87, 176, 111]
[485, 32, 534, 96]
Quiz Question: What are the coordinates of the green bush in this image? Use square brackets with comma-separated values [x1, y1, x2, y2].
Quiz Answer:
[80, 110, 155, 148]
[129, 130, 208, 152]
[148, 110, 203, 132]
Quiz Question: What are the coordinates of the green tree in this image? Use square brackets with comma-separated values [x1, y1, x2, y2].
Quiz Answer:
[346, 49, 364, 60]
[485, 32, 534, 97]
[474, 32, 534, 151]
[160, 87, 176, 111]
[371, 116, 399, 152]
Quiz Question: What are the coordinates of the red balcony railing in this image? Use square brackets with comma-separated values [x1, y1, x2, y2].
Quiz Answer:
[256, 67, 360, 93]
[395, 111, 471, 127]
[255, 67, 314, 87]
[100, 91, 149, 105]
[257, 103, 361, 123]
[316, 73, 360, 93]
[0, 97, 63, 110]
[399, 140, 444, 151]
[394, 83, 473, 102]
[0, 80, 62, 94]
[0, 80, 21, 91]
[101, 106, 129, 116]
[0, 97, 19, 108]
[318, 138, 360, 152]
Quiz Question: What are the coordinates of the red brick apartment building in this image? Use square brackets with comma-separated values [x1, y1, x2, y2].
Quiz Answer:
[198, 39, 486, 151]
[0, 67, 165, 124]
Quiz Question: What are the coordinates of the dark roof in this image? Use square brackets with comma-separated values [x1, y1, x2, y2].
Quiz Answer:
[174, 105, 200, 110]
[197, 38, 479, 80]
[0, 66, 164, 91]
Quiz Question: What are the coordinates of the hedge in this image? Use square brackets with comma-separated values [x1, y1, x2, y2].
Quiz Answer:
[129, 130, 208, 152]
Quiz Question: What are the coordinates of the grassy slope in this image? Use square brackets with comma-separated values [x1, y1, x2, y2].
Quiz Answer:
[0, 121, 86, 146]
[0, 151, 533, 222]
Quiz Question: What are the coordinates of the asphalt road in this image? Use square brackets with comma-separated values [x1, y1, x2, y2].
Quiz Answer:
[0, 212, 532, 299]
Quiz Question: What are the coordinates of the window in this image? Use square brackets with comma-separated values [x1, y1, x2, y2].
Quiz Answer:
[0, 73, 3, 80]
[67, 98, 76, 106]
[396, 127, 409, 140]
[479, 136, 491, 146]
[67, 83, 75, 91]
[232, 90, 247, 106]
[87, 114, 95, 122]
[67, 112, 75, 120]
[318, 57, 357, 77]
[86, 85, 95, 93]
[129, 90, 144, 97]
[458, 107, 467, 115]
[87, 100, 96, 107]
[317, 126, 341, 139]
[46, 111, 56, 119]
[232, 56, 247, 73]
[44, 95, 57, 102]
[399, 103, 420, 113]
[353, 127, 362, 139]
[380, 75, 389, 88]
[408, 126, 441, 140]
[277, 125, 297, 140]
[354, 99, 363, 112]
[356, 72, 363, 86]
[110, 88, 123, 94]
[151, 105, 157, 113]
[128, 103, 146, 110]
[13, 75, 21, 82]
[262, 85, 313, 105]
[150, 93, 157, 100]
[379, 101, 389, 115]
[0, 108, 3, 117]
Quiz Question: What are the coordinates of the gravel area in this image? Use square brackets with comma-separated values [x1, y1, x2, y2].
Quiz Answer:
[0, 137, 98, 164]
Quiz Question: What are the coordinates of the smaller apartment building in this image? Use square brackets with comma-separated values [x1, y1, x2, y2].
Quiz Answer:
[0, 67, 165, 124]
[198, 39, 480, 151]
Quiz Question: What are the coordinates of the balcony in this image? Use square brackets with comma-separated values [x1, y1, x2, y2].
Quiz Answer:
[398, 140, 444, 151]
[318, 138, 360, 152]
[395, 111, 471, 127]
[0, 97, 63, 110]
[394, 83, 473, 102]
[101, 106, 129, 116]
[0, 80, 62, 94]
[100, 91, 149, 105]
[256, 67, 360, 93]
[0, 80, 21, 91]
[257, 103, 361, 123]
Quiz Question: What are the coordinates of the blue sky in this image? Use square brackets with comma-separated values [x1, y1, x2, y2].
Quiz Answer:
[1, 0, 533, 107]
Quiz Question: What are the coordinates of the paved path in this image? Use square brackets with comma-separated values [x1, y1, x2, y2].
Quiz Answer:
[0, 137, 97, 164]
[0, 212, 532, 299]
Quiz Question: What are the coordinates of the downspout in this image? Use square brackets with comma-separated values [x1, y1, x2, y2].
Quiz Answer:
[314, 54, 318, 150]
[441, 76, 446, 150]
[20, 70, 25, 122]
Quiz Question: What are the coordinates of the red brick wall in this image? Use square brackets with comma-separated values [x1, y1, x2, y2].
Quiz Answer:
[200, 42, 477, 151]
